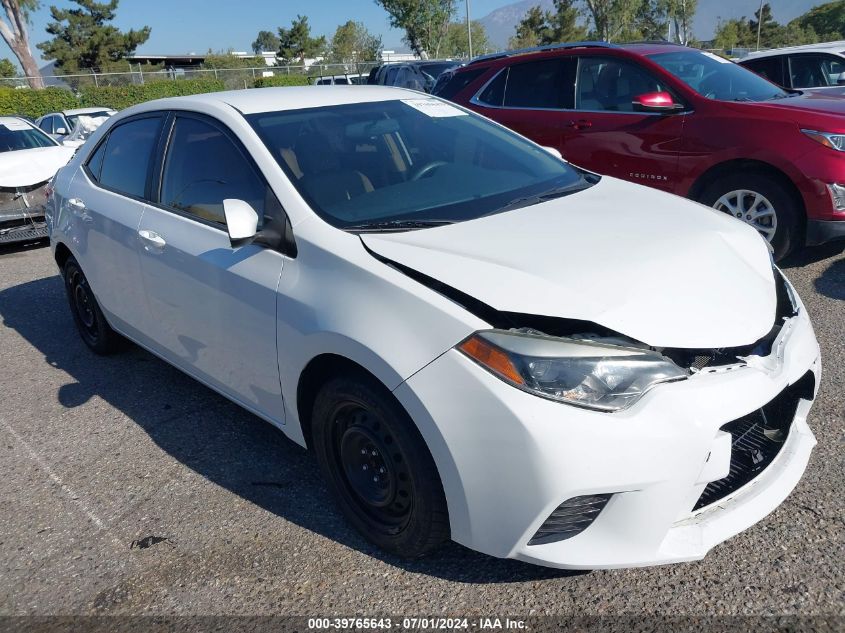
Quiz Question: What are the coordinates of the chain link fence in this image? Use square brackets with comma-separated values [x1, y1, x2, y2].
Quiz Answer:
[0, 62, 383, 91]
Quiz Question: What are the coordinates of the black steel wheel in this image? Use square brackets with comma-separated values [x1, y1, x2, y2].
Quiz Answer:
[312, 375, 449, 557]
[63, 256, 122, 355]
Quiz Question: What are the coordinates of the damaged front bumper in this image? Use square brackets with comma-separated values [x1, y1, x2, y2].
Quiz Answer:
[394, 280, 820, 569]
[0, 181, 50, 244]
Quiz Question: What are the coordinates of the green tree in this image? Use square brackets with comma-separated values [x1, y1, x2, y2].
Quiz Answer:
[374, 0, 456, 58]
[0, 57, 18, 77]
[277, 15, 327, 64]
[0, 0, 43, 88]
[37, 0, 150, 72]
[712, 17, 754, 51]
[630, 0, 668, 40]
[583, 0, 643, 41]
[749, 3, 780, 49]
[792, 0, 845, 40]
[663, 0, 697, 45]
[252, 30, 280, 55]
[202, 52, 264, 70]
[441, 20, 490, 57]
[509, 0, 587, 49]
[329, 20, 382, 65]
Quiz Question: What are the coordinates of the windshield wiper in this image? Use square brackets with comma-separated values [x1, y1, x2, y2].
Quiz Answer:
[485, 179, 595, 216]
[344, 219, 454, 232]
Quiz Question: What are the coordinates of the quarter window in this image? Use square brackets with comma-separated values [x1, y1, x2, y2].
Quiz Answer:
[576, 57, 670, 112]
[97, 116, 162, 198]
[160, 116, 266, 226]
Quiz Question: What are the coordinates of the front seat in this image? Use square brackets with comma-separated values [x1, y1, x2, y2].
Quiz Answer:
[295, 132, 373, 211]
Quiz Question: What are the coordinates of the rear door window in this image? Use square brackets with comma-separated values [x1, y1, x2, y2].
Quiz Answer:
[97, 116, 163, 198]
[159, 116, 267, 226]
[503, 58, 576, 109]
[743, 56, 785, 85]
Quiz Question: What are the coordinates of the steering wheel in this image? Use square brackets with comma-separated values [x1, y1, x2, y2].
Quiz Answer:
[410, 160, 448, 181]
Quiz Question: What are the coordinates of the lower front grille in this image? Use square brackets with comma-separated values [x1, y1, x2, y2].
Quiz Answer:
[694, 371, 815, 511]
[0, 222, 48, 244]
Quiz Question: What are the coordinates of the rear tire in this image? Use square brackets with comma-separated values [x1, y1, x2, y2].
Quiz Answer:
[698, 172, 801, 261]
[63, 256, 123, 355]
[312, 375, 449, 558]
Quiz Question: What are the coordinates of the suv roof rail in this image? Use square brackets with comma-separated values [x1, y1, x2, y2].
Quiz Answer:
[467, 41, 617, 66]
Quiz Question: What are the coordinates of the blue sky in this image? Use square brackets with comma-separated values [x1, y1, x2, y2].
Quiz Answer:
[3, 0, 514, 69]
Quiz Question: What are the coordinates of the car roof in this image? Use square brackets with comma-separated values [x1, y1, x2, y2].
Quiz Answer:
[743, 40, 845, 60]
[462, 41, 685, 69]
[62, 106, 116, 115]
[0, 115, 34, 126]
[127, 86, 434, 116]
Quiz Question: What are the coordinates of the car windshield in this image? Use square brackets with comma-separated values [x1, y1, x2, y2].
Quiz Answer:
[0, 121, 57, 152]
[420, 63, 455, 79]
[649, 50, 790, 102]
[247, 98, 592, 229]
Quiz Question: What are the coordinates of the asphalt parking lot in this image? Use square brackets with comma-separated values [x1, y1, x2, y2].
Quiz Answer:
[0, 239, 842, 617]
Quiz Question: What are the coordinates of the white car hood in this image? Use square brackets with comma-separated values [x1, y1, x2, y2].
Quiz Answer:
[361, 177, 776, 349]
[0, 145, 75, 188]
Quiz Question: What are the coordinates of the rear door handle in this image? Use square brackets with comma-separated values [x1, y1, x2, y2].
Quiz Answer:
[138, 229, 166, 249]
[567, 119, 593, 130]
[67, 198, 86, 213]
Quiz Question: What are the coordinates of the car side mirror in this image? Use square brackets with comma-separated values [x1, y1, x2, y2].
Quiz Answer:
[632, 91, 683, 113]
[223, 198, 259, 246]
[55, 127, 68, 135]
[543, 146, 563, 159]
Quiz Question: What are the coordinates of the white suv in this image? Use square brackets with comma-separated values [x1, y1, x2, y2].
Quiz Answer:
[740, 41, 845, 95]
[47, 86, 820, 569]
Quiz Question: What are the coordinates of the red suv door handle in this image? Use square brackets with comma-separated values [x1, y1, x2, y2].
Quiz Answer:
[567, 119, 593, 130]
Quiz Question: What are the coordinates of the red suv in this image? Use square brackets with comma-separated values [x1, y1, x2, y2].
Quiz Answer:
[435, 42, 845, 259]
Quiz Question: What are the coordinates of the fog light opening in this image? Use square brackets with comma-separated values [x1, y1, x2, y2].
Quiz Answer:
[827, 183, 845, 212]
[528, 493, 613, 546]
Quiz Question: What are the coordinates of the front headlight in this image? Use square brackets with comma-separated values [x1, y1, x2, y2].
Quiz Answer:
[458, 330, 688, 412]
[801, 129, 845, 152]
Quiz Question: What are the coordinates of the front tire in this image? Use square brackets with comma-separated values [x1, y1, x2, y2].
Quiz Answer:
[698, 172, 801, 261]
[63, 256, 123, 355]
[312, 375, 449, 558]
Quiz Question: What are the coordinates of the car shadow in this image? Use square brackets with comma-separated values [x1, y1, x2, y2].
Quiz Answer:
[780, 241, 844, 269]
[813, 257, 844, 301]
[0, 274, 581, 584]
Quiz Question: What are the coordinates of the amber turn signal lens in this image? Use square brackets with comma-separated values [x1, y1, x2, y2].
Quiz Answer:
[459, 335, 525, 385]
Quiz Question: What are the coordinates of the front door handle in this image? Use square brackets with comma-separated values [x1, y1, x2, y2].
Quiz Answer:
[567, 119, 593, 130]
[67, 198, 86, 214]
[138, 229, 166, 249]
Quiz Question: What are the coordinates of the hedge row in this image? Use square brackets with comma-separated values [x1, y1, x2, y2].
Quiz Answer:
[252, 75, 310, 88]
[0, 87, 79, 119]
[0, 75, 316, 119]
[78, 78, 226, 110]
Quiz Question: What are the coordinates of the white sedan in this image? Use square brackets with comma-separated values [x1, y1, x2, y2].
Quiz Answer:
[46, 86, 820, 569]
[0, 116, 74, 244]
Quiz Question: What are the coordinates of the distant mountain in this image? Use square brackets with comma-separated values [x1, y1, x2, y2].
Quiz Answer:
[478, 0, 557, 50]
[477, 0, 824, 50]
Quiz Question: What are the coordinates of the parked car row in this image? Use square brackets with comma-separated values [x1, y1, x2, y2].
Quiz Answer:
[367, 60, 457, 92]
[0, 107, 115, 245]
[433, 41, 845, 260]
[47, 84, 821, 571]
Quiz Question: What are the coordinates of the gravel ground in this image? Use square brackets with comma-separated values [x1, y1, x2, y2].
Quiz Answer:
[0, 240, 842, 618]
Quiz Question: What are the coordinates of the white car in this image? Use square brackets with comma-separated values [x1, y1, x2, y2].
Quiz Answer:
[46, 87, 820, 569]
[0, 116, 74, 244]
[35, 107, 116, 141]
[740, 41, 845, 96]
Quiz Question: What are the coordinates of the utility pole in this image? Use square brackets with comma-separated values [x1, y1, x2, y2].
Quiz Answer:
[756, 0, 764, 51]
[466, 0, 473, 60]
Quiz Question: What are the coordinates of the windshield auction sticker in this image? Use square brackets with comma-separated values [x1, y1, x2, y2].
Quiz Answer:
[2, 119, 32, 131]
[401, 99, 468, 117]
